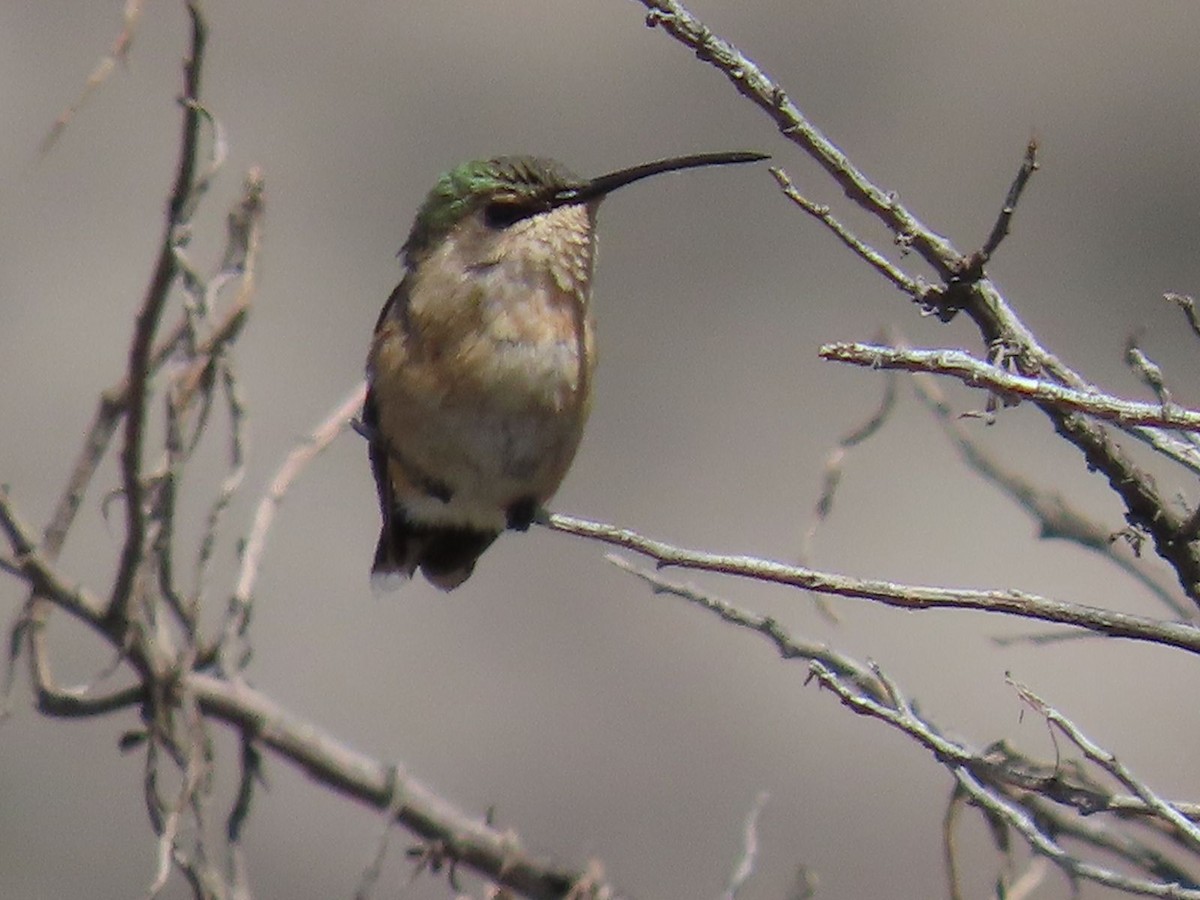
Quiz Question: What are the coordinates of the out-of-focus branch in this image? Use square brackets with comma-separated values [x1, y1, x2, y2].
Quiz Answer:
[223, 382, 367, 673]
[110, 1, 207, 622]
[721, 792, 769, 900]
[43, 311, 197, 562]
[796, 367, 897, 623]
[188, 168, 263, 608]
[548, 513, 1200, 653]
[2, 479, 622, 899]
[903, 358, 1188, 620]
[39, 0, 147, 154]
[610, 559, 1200, 896]
[0, 486, 153, 717]
[822, 343, 1200, 432]
[189, 673, 618, 900]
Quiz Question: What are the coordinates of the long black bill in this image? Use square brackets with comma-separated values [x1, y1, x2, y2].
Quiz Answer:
[551, 150, 769, 208]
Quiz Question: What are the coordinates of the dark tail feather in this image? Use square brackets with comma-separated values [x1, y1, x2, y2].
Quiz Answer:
[371, 523, 419, 588]
[372, 516, 499, 592]
[418, 528, 499, 591]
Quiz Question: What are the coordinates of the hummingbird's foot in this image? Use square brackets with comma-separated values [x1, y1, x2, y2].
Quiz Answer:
[505, 497, 542, 532]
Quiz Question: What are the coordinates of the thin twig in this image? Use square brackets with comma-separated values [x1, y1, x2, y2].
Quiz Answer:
[902, 353, 1188, 620]
[1126, 337, 1173, 408]
[770, 167, 930, 306]
[223, 382, 366, 673]
[1165, 293, 1200, 342]
[39, 0, 146, 154]
[721, 792, 769, 900]
[1011, 678, 1200, 852]
[354, 766, 405, 900]
[607, 554, 890, 703]
[977, 138, 1039, 264]
[822, 343, 1200, 432]
[797, 370, 897, 622]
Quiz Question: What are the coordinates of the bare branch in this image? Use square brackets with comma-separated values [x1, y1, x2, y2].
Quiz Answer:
[953, 766, 1200, 899]
[638, 0, 963, 284]
[770, 167, 930, 306]
[822, 343, 1200, 432]
[1011, 678, 1200, 852]
[39, 0, 146, 154]
[188, 673, 619, 900]
[722, 792, 769, 900]
[224, 382, 366, 673]
[977, 138, 1040, 265]
[607, 554, 890, 703]
[547, 513, 1200, 653]
[111, 1, 208, 622]
[0, 489, 109, 632]
[903, 359, 1188, 620]
[1165, 293, 1200, 342]
[811, 660, 1200, 897]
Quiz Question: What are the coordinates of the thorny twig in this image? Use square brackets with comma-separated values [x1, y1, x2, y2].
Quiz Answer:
[769, 167, 930, 307]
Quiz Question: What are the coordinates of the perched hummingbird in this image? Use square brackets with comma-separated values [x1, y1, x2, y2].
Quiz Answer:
[363, 150, 768, 590]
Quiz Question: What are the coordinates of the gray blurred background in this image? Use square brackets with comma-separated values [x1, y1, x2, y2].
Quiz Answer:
[3, 1, 1200, 898]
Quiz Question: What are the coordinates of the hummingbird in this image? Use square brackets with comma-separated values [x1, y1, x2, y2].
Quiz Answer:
[363, 150, 768, 590]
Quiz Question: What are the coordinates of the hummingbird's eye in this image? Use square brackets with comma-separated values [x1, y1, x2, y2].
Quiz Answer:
[482, 201, 533, 230]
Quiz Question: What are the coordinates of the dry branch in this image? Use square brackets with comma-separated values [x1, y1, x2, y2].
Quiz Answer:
[548, 514, 1200, 654]
[822, 343, 1200, 432]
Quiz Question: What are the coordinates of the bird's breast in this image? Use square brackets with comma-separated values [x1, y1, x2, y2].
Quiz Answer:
[368, 248, 596, 529]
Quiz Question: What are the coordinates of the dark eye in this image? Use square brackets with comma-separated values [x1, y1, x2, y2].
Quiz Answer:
[483, 202, 532, 230]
